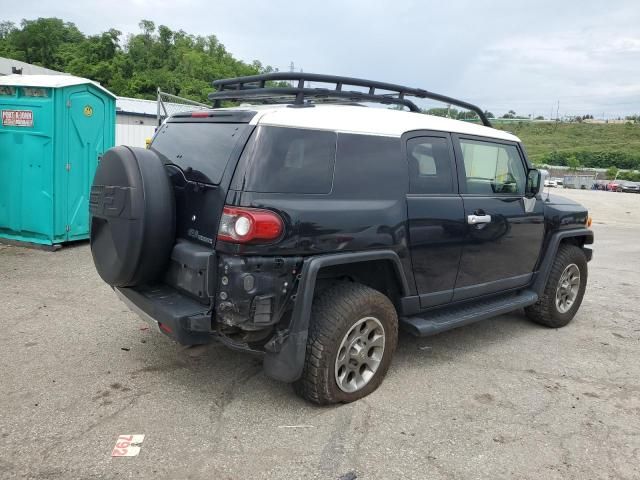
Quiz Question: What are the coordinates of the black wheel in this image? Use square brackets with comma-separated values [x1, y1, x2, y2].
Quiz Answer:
[294, 283, 398, 405]
[525, 244, 588, 328]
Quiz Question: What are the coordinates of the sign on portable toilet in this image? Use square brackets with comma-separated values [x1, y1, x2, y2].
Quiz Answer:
[0, 74, 115, 246]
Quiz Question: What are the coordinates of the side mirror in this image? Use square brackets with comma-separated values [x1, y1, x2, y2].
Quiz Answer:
[526, 169, 542, 197]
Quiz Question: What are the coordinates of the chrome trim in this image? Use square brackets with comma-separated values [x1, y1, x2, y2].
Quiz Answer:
[114, 288, 161, 332]
[467, 214, 492, 224]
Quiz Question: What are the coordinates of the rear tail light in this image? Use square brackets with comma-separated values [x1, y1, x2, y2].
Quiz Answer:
[217, 206, 284, 244]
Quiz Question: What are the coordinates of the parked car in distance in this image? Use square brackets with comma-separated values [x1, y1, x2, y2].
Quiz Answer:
[619, 181, 640, 193]
[607, 181, 623, 192]
[544, 179, 558, 188]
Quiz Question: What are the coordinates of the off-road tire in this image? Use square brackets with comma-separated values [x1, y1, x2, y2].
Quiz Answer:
[294, 283, 398, 405]
[525, 244, 588, 328]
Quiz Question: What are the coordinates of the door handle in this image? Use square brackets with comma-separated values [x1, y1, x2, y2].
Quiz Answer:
[467, 214, 492, 225]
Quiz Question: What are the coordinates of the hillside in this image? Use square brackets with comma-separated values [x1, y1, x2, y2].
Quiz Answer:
[494, 121, 640, 172]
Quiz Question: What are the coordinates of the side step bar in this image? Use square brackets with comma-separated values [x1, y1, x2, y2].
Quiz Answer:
[400, 290, 538, 337]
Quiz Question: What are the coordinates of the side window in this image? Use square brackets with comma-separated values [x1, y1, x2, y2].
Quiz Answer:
[459, 139, 526, 195]
[407, 136, 454, 194]
[232, 126, 337, 194]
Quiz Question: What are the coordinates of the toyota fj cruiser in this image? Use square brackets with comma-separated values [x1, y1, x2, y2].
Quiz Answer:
[89, 73, 593, 404]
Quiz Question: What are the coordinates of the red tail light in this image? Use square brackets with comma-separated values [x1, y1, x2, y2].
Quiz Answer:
[217, 206, 284, 244]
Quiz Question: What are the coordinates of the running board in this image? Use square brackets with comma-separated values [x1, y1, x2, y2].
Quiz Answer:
[400, 290, 538, 337]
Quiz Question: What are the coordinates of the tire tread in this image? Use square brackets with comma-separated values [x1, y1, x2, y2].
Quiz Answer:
[294, 283, 398, 405]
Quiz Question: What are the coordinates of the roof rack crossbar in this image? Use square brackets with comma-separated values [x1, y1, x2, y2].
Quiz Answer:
[209, 73, 491, 126]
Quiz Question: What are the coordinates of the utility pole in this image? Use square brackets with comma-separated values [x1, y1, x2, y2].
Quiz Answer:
[289, 61, 295, 87]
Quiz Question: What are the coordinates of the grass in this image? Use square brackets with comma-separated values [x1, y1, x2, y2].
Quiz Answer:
[492, 121, 640, 165]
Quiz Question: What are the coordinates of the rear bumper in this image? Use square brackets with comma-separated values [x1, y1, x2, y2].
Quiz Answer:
[115, 285, 212, 345]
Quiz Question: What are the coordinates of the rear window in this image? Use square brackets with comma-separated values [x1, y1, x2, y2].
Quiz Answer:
[231, 126, 337, 194]
[151, 122, 247, 184]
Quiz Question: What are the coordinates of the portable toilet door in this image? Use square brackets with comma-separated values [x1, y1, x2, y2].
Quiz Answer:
[63, 86, 112, 241]
[0, 83, 55, 245]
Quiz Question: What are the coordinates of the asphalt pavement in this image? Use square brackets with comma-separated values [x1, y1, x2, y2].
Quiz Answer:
[1, 188, 639, 479]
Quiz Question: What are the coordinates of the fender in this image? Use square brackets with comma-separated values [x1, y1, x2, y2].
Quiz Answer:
[263, 250, 409, 382]
[532, 228, 593, 296]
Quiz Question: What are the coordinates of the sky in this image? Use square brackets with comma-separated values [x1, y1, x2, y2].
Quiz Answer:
[3, 0, 640, 118]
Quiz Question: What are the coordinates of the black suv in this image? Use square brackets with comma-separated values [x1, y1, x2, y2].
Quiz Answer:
[89, 74, 593, 404]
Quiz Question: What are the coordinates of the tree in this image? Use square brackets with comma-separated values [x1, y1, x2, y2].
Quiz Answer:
[502, 109, 517, 119]
[422, 107, 459, 118]
[0, 21, 16, 40]
[605, 166, 619, 180]
[0, 17, 274, 104]
[566, 155, 580, 172]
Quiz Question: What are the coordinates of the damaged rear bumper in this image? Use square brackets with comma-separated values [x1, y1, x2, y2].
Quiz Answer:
[114, 285, 212, 345]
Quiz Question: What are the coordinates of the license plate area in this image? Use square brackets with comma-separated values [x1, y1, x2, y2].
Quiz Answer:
[164, 240, 216, 304]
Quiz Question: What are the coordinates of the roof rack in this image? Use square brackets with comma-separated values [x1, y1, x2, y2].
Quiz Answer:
[209, 72, 492, 127]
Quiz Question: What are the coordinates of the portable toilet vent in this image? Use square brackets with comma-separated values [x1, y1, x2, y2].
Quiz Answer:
[0, 74, 115, 246]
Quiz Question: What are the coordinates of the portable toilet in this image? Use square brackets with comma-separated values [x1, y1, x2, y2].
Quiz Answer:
[0, 74, 115, 246]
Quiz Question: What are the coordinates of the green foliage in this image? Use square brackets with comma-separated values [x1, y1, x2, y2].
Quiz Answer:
[496, 122, 640, 171]
[0, 17, 274, 103]
[566, 155, 580, 171]
[605, 166, 619, 180]
[618, 170, 640, 182]
[422, 107, 480, 121]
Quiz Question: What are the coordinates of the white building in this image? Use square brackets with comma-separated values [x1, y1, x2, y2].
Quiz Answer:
[115, 97, 159, 147]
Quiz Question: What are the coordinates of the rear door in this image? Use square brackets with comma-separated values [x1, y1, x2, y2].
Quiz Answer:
[405, 131, 465, 308]
[149, 114, 255, 246]
[452, 134, 544, 301]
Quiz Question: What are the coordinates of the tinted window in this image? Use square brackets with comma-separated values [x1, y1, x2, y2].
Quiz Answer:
[407, 136, 454, 194]
[151, 122, 247, 184]
[233, 126, 337, 194]
[459, 139, 526, 195]
[332, 133, 404, 198]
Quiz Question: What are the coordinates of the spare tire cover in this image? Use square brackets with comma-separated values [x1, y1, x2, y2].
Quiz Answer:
[89, 146, 175, 287]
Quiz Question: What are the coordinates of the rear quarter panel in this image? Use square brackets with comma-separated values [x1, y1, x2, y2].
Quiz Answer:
[221, 133, 412, 280]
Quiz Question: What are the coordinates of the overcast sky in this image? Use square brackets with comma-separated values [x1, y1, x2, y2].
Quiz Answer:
[4, 0, 640, 117]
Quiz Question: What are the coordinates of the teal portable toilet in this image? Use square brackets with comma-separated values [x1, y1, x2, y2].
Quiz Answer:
[0, 74, 115, 246]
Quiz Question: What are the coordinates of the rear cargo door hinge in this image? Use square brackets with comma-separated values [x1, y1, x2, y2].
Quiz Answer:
[65, 225, 71, 232]
[65, 163, 71, 172]
[66, 99, 72, 108]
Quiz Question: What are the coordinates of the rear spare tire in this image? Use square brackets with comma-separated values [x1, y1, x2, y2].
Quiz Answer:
[89, 146, 175, 287]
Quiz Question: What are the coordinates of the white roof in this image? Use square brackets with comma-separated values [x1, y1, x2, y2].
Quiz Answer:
[0, 74, 115, 98]
[239, 104, 519, 141]
[0, 57, 64, 76]
[116, 96, 158, 116]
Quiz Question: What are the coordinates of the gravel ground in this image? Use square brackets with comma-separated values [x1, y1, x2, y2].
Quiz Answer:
[0, 188, 638, 480]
